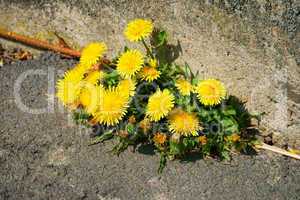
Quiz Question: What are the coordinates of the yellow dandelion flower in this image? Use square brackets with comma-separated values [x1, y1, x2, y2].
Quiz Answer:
[117, 78, 136, 97]
[79, 85, 104, 114]
[139, 66, 160, 82]
[153, 133, 167, 145]
[198, 135, 207, 145]
[146, 89, 175, 122]
[168, 109, 201, 136]
[175, 79, 193, 96]
[124, 19, 153, 42]
[93, 88, 129, 126]
[80, 42, 107, 69]
[56, 67, 84, 107]
[117, 50, 144, 78]
[149, 58, 158, 68]
[195, 79, 226, 106]
[73, 63, 87, 75]
[84, 70, 104, 85]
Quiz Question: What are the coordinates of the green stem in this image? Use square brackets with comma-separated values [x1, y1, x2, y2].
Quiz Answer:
[102, 63, 114, 71]
[141, 38, 154, 59]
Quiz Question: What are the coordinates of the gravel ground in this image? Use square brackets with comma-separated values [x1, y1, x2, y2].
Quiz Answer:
[0, 53, 299, 200]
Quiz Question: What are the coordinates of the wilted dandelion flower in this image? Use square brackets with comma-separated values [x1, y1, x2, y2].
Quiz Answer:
[146, 89, 175, 122]
[153, 133, 167, 145]
[124, 19, 153, 42]
[128, 115, 136, 124]
[175, 79, 193, 96]
[195, 79, 226, 106]
[168, 109, 201, 137]
[93, 88, 129, 126]
[226, 133, 240, 142]
[117, 50, 144, 78]
[198, 135, 207, 145]
[80, 42, 107, 69]
[56, 66, 84, 108]
[139, 66, 160, 82]
[139, 118, 151, 133]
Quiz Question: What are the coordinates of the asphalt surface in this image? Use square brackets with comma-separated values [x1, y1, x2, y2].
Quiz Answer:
[0, 53, 299, 200]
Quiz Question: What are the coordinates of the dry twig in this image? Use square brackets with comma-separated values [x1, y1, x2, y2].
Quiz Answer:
[0, 28, 81, 58]
[256, 143, 300, 160]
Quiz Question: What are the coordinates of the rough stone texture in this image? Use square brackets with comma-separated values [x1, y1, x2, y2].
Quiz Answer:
[0, 53, 299, 200]
[0, 0, 299, 146]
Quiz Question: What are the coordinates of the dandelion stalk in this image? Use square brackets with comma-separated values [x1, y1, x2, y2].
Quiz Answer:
[141, 38, 154, 59]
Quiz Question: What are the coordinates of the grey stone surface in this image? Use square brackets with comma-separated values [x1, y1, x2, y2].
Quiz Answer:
[0, 53, 300, 200]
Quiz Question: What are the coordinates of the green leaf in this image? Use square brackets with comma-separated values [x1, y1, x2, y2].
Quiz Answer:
[222, 106, 236, 116]
[169, 141, 184, 156]
[184, 62, 195, 79]
[221, 118, 239, 135]
[103, 70, 120, 87]
[126, 124, 135, 135]
[112, 139, 129, 155]
[158, 153, 167, 174]
[156, 30, 167, 47]
[183, 138, 197, 150]
[192, 77, 199, 85]
[220, 150, 231, 161]
[210, 109, 221, 121]
[72, 109, 90, 125]
[197, 108, 210, 119]
[88, 130, 114, 146]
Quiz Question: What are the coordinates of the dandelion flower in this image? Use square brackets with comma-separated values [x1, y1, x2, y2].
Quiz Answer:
[175, 79, 193, 96]
[79, 85, 104, 114]
[226, 133, 240, 142]
[139, 66, 160, 82]
[128, 115, 136, 124]
[139, 118, 151, 133]
[124, 19, 153, 42]
[198, 135, 207, 145]
[195, 79, 226, 106]
[149, 58, 158, 68]
[117, 50, 144, 78]
[84, 71, 104, 85]
[93, 88, 129, 126]
[153, 133, 167, 145]
[117, 78, 136, 97]
[56, 67, 84, 107]
[146, 89, 175, 122]
[73, 63, 87, 75]
[80, 42, 107, 69]
[168, 109, 201, 137]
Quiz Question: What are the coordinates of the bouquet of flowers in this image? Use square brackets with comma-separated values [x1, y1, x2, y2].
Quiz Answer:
[56, 19, 257, 172]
